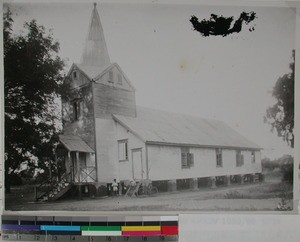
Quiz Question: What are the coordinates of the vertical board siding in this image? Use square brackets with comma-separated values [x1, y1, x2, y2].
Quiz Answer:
[96, 65, 133, 91]
[93, 65, 136, 119]
[93, 65, 137, 183]
[93, 83, 136, 119]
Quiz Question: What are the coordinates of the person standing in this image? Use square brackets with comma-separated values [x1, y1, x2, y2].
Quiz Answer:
[112, 179, 118, 196]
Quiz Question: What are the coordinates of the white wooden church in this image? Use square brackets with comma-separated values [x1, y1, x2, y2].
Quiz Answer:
[44, 3, 262, 199]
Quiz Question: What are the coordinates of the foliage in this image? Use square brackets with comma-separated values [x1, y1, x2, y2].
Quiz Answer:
[261, 155, 293, 184]
[190, 11, 256, 37]
[4, 8, 68, 191]
[7, 173, 23, 186]
[281, 163, 293, 184]
[276, 182, 292, 211]
[261, 158, 280, 171]
[265, 51, 295, 148]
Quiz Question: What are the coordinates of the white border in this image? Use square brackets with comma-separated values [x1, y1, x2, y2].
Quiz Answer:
[0, 0, 299, 216]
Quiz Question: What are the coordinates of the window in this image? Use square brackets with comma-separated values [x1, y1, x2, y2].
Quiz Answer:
[181, 147, 194, 168]
[73, 71, 77, 79]
[216, 148, 222, 167]
[236, 150, 244, 167]
[187, 153, 194, 167]
[108, 71, 113, 83]
[73, 99, 82, 121]
[117, 73, 122, 84]
[251, 151, 255, 163]
[118, 140, 128, 161]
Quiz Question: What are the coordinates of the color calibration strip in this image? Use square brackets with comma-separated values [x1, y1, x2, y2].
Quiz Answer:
[1, 215, 178, 241]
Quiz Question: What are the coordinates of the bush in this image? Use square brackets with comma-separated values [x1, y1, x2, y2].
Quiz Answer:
[261, 158, 279, 171]
[281, 164, 293, 184]
[276, 182, 293, 211]
[8, 173, 23, 186]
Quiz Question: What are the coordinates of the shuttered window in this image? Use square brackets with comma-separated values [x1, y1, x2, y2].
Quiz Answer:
[73, 71, 77, 79]
[108, 71, 113, 83]
[187, 153, 194, 167]
[181, 152, 188, 168]
[236, 150, 244, 167]
[118, 140, 128, 161]
[117, 73, 122, 84]
[251, 151, 255, 163]
[181, 147, 194, 168]
[216, 148, 222, 167]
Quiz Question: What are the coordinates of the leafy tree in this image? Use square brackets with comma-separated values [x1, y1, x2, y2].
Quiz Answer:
[4, 8, 68, 192]
[264, 51, 294, 148]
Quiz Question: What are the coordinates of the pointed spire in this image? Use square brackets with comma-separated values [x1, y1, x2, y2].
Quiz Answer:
[80, 3, 111, 69]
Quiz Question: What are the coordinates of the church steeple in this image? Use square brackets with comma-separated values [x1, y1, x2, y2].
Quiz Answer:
[80, 3, 111, 69]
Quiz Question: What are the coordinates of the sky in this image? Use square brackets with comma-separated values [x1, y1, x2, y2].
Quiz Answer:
[4, 0, 296, 159]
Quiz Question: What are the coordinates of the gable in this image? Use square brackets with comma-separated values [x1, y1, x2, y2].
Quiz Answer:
[94, 63, 135, 92]
[67, 64, 91, 89]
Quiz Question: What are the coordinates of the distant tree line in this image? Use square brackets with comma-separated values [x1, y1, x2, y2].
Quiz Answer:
[262, 155, 293, 184]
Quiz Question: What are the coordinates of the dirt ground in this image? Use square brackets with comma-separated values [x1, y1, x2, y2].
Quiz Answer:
[5, 177, 293, 212]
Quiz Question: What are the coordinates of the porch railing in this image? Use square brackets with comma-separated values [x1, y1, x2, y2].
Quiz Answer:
[74, 166, 96, 183]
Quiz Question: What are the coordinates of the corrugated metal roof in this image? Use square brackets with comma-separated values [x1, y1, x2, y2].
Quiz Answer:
[113, 107, 261, 150]
[59, 135, 94, 153]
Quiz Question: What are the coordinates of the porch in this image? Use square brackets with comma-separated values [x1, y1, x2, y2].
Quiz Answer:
[57, 135, 97, 184]
[34, 135, 97, 202]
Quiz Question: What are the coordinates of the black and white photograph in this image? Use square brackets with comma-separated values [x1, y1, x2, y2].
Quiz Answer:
[3, 0, 296, 211]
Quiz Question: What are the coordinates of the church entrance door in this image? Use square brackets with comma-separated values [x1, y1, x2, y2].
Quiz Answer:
[132, 149, 143, 180]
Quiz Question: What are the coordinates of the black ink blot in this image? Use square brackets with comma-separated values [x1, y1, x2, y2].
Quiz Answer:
[190, 11, 256, 37]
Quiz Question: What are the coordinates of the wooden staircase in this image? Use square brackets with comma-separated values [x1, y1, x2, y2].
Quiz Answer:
[35, 172, 72, 202]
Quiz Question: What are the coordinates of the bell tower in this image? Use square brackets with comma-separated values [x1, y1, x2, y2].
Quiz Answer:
[63, 3, 136, 184]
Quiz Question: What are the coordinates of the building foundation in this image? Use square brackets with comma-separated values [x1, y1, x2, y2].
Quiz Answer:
[210, 177, 216, 189]
[167, 179, 177, 192]
[240, 175, 244, 184]
[227, 175, 231, 186]
[189, 178, 198, 190]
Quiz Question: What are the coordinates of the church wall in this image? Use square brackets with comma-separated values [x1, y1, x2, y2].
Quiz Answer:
[62, 83, 95, 149]
[94, 119, 146, 183]
[147, 145, 262, 181]
[94, 118, 118, 183]
[115, 122, 146, 181]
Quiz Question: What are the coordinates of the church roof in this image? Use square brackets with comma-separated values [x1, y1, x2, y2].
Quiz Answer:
[59, 135, 94, 153]
[80, 3, 111, 69]
[72, 62, 136, 91]
[113, 107, 261, 150]
[74, 63, 109, 80]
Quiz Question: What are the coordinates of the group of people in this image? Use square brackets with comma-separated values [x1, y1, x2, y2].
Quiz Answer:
[110, 179, 137, 196]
